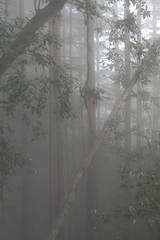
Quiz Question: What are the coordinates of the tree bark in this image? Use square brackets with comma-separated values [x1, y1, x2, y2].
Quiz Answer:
[0, 0, 67, 78]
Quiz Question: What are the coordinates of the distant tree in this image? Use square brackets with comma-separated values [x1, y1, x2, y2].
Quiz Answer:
[124, 0, 131, 152]
[136, 0, 143, 150]
[152, 0, 159, 148]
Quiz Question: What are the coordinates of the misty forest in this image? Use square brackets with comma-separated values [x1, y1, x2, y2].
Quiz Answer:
[1, 0, 160, 239]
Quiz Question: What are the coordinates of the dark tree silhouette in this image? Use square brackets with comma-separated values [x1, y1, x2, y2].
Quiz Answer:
[0, 0, 67, 78]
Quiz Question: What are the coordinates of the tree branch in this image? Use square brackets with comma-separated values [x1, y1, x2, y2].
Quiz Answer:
[0, 0, 67, 78]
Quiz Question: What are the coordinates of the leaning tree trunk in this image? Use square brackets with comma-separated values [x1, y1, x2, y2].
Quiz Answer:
[47, 49, 149, 240]
[0, 0, 67, 79]
[47, 35, 159, 240]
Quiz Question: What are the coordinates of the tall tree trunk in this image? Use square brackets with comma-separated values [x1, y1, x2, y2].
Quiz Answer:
[4, 0, 9, 17]
[85, 1, 97, 239]
[69, 5, 76, 168]
[19, 0, 24, 18]
[86, 0, 96, 143]
[136, 0, 143, 150]
[0, 0, 10, 228]
[113, 2, 121, 148]
[18, 2, 29, 239]
[96, 29, 100, 131]
[49, 15, 64, 240]
[124, 0, 131, 152]
[123, 5, 132, 239]
[152, 1, 159, 149]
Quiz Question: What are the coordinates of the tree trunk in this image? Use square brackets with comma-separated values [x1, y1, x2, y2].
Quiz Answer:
[47, 53, 146, 239]
[152, 1, 159, 149]
[85, 0, 97, 238]
[124, 0, 131, 152]
[136, 0, 143, 150]
[96, 29, 101, 131]
[113, 2, 121, 148]
[48, 15, 64, 240]
[0, 0, 67, 79]
[19, 0, 24, 18]
[86, 0, 96, 143]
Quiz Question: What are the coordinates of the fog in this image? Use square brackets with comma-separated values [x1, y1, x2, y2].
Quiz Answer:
[0, 0, 160, 240]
